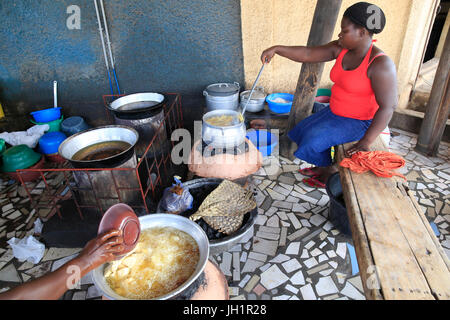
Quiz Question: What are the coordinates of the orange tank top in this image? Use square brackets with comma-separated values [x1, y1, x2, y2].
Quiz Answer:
[329, 40, 386, 120]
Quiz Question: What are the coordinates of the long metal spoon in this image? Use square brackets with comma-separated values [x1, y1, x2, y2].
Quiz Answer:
[237, 62, 266, 123]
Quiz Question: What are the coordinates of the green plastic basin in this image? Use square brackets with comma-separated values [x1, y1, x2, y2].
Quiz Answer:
[30, 116, 64, 132]
[0, 144, 42, 172]
[316, 88, 332, 97]
[0, 139, 5, 156]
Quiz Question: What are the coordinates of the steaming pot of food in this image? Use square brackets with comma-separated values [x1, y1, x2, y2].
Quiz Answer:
[202, 109, 246, 148]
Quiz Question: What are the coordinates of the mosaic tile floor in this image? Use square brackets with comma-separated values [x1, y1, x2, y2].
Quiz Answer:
[0, 128, 449, 300]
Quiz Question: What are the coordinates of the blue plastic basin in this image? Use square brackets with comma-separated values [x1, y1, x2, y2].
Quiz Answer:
[38, 131, 67, 155]
[246, 129, 278, 157]
[30, 107, 62, 123]
[266, 93, 293, 114]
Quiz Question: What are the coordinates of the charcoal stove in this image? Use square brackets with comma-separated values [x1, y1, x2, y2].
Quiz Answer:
[188, 138, 263, 183]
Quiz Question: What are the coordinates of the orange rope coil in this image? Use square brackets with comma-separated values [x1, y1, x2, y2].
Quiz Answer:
[339, 150, 406, 180]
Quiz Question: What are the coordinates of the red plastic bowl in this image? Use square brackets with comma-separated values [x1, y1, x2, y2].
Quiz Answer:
[98, 203, 141, 256]
[8, 156, 45, 182]
[46, 153, 66, 163]
[315, 95, 330, 103]
[250, 119, 267, 130]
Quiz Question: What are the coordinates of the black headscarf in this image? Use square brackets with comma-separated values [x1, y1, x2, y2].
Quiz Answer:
[344, 2, 386, 34]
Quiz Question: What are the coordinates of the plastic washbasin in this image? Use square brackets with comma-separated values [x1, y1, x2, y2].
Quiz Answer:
[30, 107, 61, 123]
[38, 131, 67, 155]
[246, 129, 278, 157]
[0, 144, 42, 173]
[30, 116, 63, 132]
[315, 96, 330, 103]
[316, 88, 331, 97]
[266, 93, 293, 114]
[61, 116, 90, 136]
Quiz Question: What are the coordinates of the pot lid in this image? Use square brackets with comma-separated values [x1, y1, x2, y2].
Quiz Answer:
[205, 82, 240, 97]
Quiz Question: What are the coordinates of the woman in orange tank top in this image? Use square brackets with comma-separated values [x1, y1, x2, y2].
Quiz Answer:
[261, 2, 398, 187]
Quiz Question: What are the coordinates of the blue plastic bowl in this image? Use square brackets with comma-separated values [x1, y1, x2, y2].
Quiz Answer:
[61, 116, 90, 136]
[266, 93, 293, 114]
[30, 107, 62, 123]
[246, 129, 278, 157]
[38, 131, 67, 155]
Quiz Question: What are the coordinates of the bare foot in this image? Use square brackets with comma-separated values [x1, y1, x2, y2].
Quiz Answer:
[298, 167, 324, 177]
[317, 165, 338, 183]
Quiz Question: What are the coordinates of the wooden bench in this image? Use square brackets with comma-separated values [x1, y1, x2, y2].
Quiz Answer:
[336, 136, 450, 300]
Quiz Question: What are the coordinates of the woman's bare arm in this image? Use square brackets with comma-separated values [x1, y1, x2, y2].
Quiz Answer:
[261, 40, 342, 64]
[0, 229, 124, 300]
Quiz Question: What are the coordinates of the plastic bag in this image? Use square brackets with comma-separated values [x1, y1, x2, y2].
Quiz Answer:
[0, 124, 49, 148]
[34, 218, 43, 234]
[160, 177, 193, 214]
[7, 235, 46, 264]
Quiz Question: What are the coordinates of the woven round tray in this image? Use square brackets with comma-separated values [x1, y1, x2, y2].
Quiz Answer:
[190, 180, 256, 235]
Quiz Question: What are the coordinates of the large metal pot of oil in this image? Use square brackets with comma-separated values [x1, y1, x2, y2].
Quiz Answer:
[58, 126, 141, 212]
[107, 93, 167, 157]
[58, 125, 139, 168]
[92, 214, 209, 300]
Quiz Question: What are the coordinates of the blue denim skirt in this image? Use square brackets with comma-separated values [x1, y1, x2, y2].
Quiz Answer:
[287, 103, 372, 167]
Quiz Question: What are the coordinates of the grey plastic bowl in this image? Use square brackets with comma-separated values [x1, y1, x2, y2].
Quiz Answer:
[60, 116, 90, 136]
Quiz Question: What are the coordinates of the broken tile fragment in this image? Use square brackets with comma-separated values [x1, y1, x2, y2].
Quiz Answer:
[279, 227, 288, 247]
[281, 258, 301, 273]
[269, 254, 290, 264]
[241, 259, 265, 273]
[253, 284, 266, 296]
[285, 242, 300, 255]
[299, 284, 317, 300]
[315, 276, 339, 296]
[304, 257, 318, 269]
[244, 275, 260, 293]
[286, 213, 302, 229]
[290, 270, 306, 286]
[287, 228, 310, 241]
[336, 242, 347, 259]
[260, 265, 289, 290]
[341, 282, 365, 300]
[310, 214, 326, 226]
[252, 237, 278, 256]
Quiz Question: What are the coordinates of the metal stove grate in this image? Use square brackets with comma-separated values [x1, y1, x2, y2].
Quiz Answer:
[196, 140, 249, 157]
